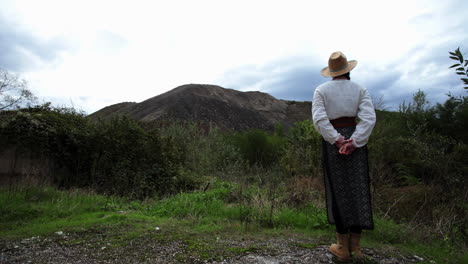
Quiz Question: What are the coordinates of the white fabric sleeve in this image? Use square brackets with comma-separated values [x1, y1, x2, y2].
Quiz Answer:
[312, 89, 341, 145]
[350, 88, 376, 147]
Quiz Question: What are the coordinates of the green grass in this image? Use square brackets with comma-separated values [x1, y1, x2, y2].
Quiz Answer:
[227, 246, 261, 254]
[0, 183, 465, 263]
[0, 186, 127, 236]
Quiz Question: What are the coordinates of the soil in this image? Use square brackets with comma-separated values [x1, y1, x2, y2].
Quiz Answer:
[89, 84, 312, 131]
[0, 230, 430, 264]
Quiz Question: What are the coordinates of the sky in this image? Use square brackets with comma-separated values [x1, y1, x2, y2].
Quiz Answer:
[1, 0, 467, 114]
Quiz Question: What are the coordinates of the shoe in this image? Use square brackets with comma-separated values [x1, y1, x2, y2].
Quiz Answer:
[329, 232, 351, 262]
[350, 232, 364, 259]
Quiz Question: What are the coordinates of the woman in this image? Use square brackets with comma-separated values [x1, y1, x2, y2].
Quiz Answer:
[312, 51, 376, 262]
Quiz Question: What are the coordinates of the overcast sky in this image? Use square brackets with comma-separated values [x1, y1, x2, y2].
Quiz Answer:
[1, 0, 467, 114]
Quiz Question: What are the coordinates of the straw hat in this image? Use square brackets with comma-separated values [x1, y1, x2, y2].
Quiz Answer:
[320, 51, 357, 77]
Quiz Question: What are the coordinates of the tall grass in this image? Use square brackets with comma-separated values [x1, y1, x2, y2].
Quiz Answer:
[2, 105, 466, 241]
[1, 95, 466, 255]
[1, 183, 465, 263]
[0, 185, 129, 237]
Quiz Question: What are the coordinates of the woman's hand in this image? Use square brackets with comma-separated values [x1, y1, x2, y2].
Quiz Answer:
[337, 138, 356, 155]
[339, 142, 356, 155]
[335, 136, 347, 148]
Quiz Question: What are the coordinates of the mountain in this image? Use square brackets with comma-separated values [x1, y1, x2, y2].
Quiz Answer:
[90, 84, 312, 131]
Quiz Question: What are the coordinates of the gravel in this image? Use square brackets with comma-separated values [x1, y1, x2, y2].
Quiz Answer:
[0, 232, 428, 264]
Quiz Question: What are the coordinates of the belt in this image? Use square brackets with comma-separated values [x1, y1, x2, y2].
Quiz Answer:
[330, 117, 357, 128]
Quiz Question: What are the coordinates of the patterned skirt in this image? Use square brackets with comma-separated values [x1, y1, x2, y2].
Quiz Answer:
[322, 126, 374, 230]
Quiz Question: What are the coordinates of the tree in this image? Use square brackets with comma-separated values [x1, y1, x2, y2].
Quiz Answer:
[372, 94, 387, 111]
[448, 47, 468, 90]
[0, 68, 37, 110]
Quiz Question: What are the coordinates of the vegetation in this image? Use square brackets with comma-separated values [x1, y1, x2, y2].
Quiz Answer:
[0, 50, 467, 262]
[0, 184, 465, 263]
[449, 47, 468, 89]
[0, 68, 37, 110]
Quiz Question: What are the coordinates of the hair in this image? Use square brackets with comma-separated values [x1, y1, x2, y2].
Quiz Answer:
[336, 72, 351, 80]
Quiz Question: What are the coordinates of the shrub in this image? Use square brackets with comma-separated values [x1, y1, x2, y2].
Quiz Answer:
[280, 120, 322, 177]
[228, 129, 286, 168]
[0, 106, 190, 199]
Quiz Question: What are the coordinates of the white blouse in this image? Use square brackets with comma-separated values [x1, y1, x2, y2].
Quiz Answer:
[312, 80, 376, 147]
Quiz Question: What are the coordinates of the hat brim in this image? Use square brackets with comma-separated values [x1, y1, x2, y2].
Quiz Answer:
[321, 60, 357, 77]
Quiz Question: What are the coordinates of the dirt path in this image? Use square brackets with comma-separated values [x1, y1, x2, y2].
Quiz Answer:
[0, 232, 429, 264]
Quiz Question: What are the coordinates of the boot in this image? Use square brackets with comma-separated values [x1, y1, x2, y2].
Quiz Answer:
[349, 232, 364, 259]
[329, 233, 351, 262]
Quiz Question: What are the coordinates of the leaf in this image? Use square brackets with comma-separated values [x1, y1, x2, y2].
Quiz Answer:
[449, 63, 461, 68]
[456, 67, 465, 71]
[459, 54, 464, 64]
[456, 72, 466, 75]
[465, 60, 468, 67]
[450, 56, 459, 61]
[456, 47, 461, 56]
[462, 78, 468, 81]
[449, 51, 457, 56]
[465, 86, 468, 89]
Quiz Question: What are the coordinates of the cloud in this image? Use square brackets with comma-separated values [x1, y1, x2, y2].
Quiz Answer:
[93, 30, 129, 56]
[219, 56, 325, 102]
[220, 40, 467, 112]
[0, 16, 68, 71]
[382, 41, 467, 109]
[2, 0, 467, 114]
[259, 66, 327, 102]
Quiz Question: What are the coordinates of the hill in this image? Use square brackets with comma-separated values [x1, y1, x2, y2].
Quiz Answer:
[90, 84, 311, 130]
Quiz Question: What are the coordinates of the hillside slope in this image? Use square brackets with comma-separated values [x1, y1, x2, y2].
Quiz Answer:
[90, 84, 311, 130]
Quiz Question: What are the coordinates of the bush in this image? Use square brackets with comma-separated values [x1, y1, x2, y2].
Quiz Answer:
[156, 122, 244, 180]
[0, 106, 190, 199]
[280, 120, 322, 177]
[228, 129, 286, 168]
[86, 117, 180, 198]
[369, 91, 468, 244]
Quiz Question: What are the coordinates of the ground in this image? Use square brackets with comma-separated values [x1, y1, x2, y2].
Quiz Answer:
[0, 229, 429, 264]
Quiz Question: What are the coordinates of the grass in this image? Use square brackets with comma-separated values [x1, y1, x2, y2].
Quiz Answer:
[0, 183, 465, 263]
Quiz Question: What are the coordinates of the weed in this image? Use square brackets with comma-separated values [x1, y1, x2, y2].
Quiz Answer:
[227, 246, 260, 254]
[0, 183, 464, 263]
[296, 242, 319, 249]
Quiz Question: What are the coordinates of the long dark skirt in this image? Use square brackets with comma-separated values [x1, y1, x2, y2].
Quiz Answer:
[322, 126, 374, 230]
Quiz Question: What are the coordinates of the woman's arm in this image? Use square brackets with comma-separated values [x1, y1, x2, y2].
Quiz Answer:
[350, 88, 376, 147]
[312, 89, 341, 144]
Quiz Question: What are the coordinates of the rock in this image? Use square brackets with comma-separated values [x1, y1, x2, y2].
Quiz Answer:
[0, 232, 434, 264]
